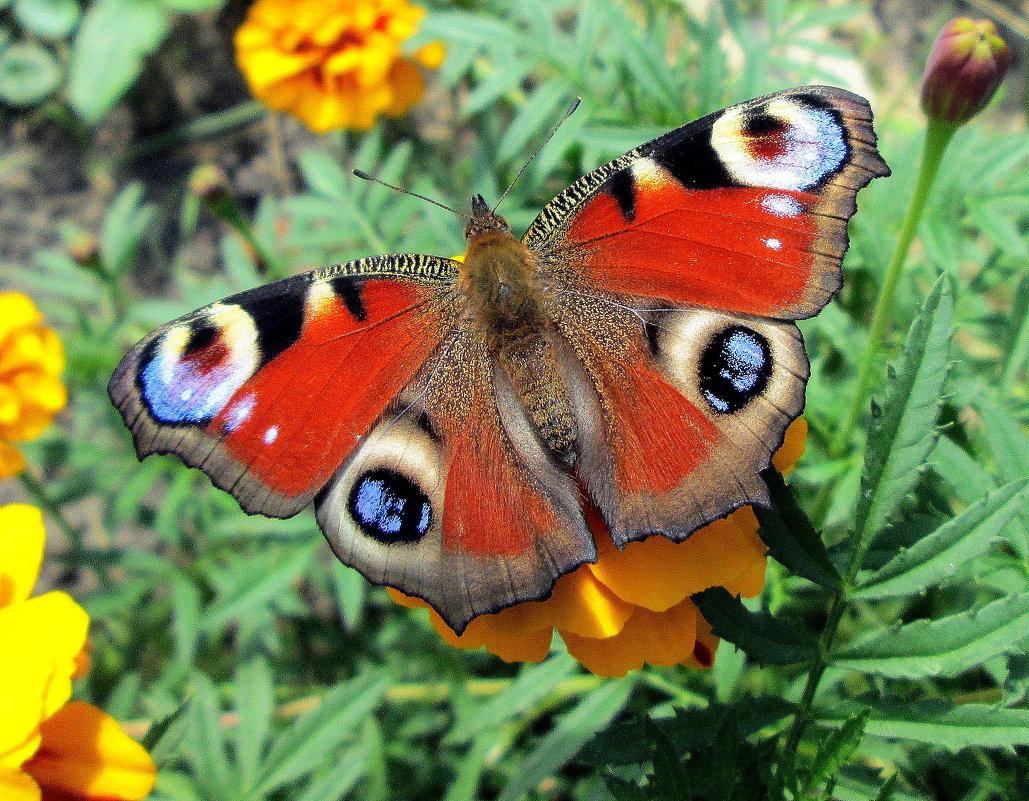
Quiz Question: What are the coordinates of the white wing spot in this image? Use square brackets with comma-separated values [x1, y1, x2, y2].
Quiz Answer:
[761, 193, 802, 218]
[263, 426, 279, 445]
[764, 237, 783, 250]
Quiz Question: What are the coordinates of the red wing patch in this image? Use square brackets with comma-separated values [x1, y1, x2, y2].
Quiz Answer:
[211, 280, 441, 500]
[568, 180, 820, 318]
[441, 401, 553, 558]
[596, 358, 722, 497]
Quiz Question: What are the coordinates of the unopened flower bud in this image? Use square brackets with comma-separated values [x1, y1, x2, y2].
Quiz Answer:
[189, 164, 230, 201]
[920, 17, 1011, 125]
[67, 232, 100, 270]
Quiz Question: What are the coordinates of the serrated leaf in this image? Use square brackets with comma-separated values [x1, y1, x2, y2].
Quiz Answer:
[804, 710, 869, 795]
[692, 587, 817, 666]
[855, 479, 1029, 598]
[67, 0, 170, 125]
[495, 677, 633, 801]
[855, 277, 953, 550]
[835, 593, 1029, 678]
[757, 467, 840, 588]
[819, 700, 1029, 751]
[254, 671, 390, 794]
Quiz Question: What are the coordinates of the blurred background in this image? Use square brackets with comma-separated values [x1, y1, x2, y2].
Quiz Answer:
[1, 1, 1026, 799]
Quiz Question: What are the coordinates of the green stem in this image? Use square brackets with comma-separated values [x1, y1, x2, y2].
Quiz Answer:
[120, 101, 267, 164]
[828, 121, 958, 458]
[19, 470, 83, 552]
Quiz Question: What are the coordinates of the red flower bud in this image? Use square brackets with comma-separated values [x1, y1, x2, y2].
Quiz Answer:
[920, 17, 1012, 125]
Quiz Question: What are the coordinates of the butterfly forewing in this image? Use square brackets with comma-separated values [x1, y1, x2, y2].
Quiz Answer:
[109, 254, 458, 517]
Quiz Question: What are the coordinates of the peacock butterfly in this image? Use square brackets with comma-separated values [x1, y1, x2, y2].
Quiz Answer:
[110, 86, 889, 634]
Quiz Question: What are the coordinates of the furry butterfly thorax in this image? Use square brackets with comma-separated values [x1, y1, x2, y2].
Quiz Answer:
[110, 86, 889, 634]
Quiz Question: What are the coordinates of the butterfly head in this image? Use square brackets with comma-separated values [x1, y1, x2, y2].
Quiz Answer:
[464, 194, 511, 241]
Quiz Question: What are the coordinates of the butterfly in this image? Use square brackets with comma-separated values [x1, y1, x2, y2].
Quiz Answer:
[110, 86, 888, 635]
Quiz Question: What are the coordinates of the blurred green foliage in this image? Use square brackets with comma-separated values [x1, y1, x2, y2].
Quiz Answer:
[4, 0, 1028, 799]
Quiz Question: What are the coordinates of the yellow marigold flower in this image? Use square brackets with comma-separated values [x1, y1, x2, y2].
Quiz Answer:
[391, 418, 808, 677]
[235, 0, 444, 133]
[0, 293, 66, 480]
[0, 505, 156, 801]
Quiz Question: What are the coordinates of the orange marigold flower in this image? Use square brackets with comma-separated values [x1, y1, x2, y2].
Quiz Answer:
[391, 418, 807, 677]
[0, 293, 66, 480]
[235, 0, 445, 133]
[0, 505, 156, 801]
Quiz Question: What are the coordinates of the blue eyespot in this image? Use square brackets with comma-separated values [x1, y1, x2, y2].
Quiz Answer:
[348, 469, 432, 544]
[699, 326, 772, 414]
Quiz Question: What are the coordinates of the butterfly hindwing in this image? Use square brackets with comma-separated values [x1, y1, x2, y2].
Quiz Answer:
[314, 330, 596, 633]
[527, 85, 889, 320]
[109, 254, 458, 517]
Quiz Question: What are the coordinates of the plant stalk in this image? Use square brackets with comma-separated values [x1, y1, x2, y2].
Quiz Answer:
[829, 121, 957, 458]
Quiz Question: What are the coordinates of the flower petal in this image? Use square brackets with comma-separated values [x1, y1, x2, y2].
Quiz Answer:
[22, 702, 156, 801]
[0, 294, 43, 351]
[545, 567, 633, 638]
[0, 767, 40, 801]
[0, 592, 90, 729]
[0, 504, 45, 607]
[772, 417, 807, 475]
[0, 441, 27, 479]
[562, 599, 699, 678]
[588, 533, 698, 612]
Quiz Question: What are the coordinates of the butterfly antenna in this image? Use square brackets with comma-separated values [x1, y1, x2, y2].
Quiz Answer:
[352, 169, 467, 218]
[492, 97, 581, 214]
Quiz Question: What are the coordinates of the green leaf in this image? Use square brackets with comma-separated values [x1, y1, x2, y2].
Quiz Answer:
[496, 81, 568, 164]
[495, 677, 633, 801]
[185, 673, 235, 797]
[201, 543, 319, 633]
[803, 710, 869, 795]
[855, 277, 953, 550]
[160, 0, 225, 11]
[692, 587, 817, 666]
[757, 467, 840, 588]
[14, 0, 80, 40]
[819, 700, 1029, 751]
[255, 671, 390, 794]
[835, 593, 1029, 678]
[99, 181, 156, 275]
[451, 654, 577, 741]
[855, 479, 1029, 598]
[234, 657, 275, 792]
[293, 740, 369, 801]
[594, 1, 680, 110]
[67, 0, 170, 126]
[0, 41, 62, 106]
